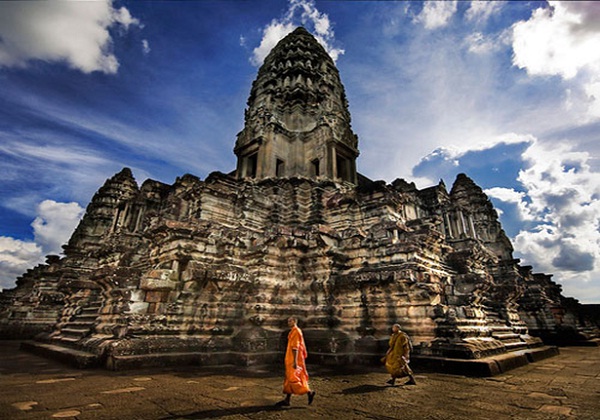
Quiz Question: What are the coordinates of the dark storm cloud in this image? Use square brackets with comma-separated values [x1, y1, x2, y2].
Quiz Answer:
[552, 242, 595, 272]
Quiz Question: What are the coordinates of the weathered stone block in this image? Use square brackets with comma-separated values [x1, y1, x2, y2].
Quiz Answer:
[145, 291, 168, 303]
[140, 278, 178, 291]
[129, 302, 149, 314]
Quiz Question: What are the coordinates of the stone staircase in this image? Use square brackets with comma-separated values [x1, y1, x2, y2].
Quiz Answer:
[21, 294, 106, 368]
[483, 306, 531, 352]
[55, 298, 103, 344]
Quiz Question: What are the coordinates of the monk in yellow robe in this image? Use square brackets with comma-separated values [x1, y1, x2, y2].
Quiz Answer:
[383, 323, 416, 386]
[276, 317, 316, 406]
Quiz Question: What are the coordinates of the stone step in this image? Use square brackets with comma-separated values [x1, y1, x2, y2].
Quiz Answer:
[80, 306, 102, 312]
[62, 327, 92, 335]
[20, 341, 101, 368]
[68, 321, 96, 329]
[487, 323, 510, 329]
[56, 335, 82, 343]
[412, 345, 559, 376]
[80, 308, 101, 315]
[489, 326, 514, 332]
[63, 321, 92, 328]
[65, 319, 96, 326]
[76, 313, 100, 320]
[492, 333, 520, 340]
[504, 341, 528, 350]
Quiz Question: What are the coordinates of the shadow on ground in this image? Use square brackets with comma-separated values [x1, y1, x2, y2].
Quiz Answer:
[340, 384, 389, 394]
[161, 404, 305, 419]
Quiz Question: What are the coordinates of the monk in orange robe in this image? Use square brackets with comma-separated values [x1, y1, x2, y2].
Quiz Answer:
[383, 323, 416, 386]
[276, 317, 316, 406]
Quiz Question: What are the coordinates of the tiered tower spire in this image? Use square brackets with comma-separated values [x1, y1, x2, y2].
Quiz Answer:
[235, 27, 359, 184]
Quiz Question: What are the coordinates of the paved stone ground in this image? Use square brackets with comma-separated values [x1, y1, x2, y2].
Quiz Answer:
[0, 341, 598, 420]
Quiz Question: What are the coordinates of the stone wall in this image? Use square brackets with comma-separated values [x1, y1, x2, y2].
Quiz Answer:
[4, 168, 595, 368]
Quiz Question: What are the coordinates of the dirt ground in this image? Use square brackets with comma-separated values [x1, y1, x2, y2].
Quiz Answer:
[0, 341, 599, 419]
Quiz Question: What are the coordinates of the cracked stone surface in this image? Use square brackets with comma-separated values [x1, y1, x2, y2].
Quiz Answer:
[0, 341, 598, 419]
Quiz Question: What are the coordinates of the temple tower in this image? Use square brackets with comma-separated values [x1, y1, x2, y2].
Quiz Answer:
[234, 27, 359, 184]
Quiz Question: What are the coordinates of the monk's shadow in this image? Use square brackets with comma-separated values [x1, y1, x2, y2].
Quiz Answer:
[161, 404, 305, 419]
[340, 384, 389, 395]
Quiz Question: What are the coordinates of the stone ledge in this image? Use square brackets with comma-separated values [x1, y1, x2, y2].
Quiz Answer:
[18, 340, 560, 375]
[525, 345, 560, 362]
[412, 346, 559, 377]
[570, 338, 600, 347]
[106, 351, 282, 370]
[22, 341, 281, 371]
[20, 341, 101, 369]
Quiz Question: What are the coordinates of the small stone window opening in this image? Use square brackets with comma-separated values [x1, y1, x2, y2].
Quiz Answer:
[336, 155, 350, 182]
[276, 159, 285, 177]
[128, 205, 141, 232]
[311, 158, 320, 177]
[246, 153, 258, 178]
[112, 203, 127, 232]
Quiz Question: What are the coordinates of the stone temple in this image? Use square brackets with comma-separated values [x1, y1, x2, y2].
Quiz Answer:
[1, 27, 598, 373]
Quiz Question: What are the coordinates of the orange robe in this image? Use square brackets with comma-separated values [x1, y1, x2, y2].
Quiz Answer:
[283, 325, 311, 395]
[384, 331, 413, 379]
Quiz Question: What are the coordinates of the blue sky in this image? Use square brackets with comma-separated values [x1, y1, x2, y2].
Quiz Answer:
[1, 1, 599, 303]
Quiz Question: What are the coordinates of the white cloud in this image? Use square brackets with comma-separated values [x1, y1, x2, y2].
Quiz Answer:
[483, 187, 523, 204]
[0, 141, 111, 167]
[512, 1, 600, 120]
[511, 140, 600, 287]
[414, 0, 458, 30]
[351, 1, 598, 188]
[112, 6, 140, 29]
[405, 130, 600, 301]
[0, 237, 43, 290]
[484, 187, 536, 222]
[250, 0, 344, 66]
[583, 80, 600, 118]
[474, 136, 600, 302]
[0, 135, 125, 213]
[0, 0, 140, 74]
[31, 200, 85, 255]
[549, 271, 600, 304]
[464, 29, 511, 55]
[0, 200, 83, 290]
[518, 141, 599, 219]
[512, 1, 600, 79]
[251, 21, 296, 66]
[465, 1, 504, 25]
[465, 32, 494, 54]
[142, 39, 151, 55]
[513, 225, 558, 271]
[467, 133, 535, 153]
